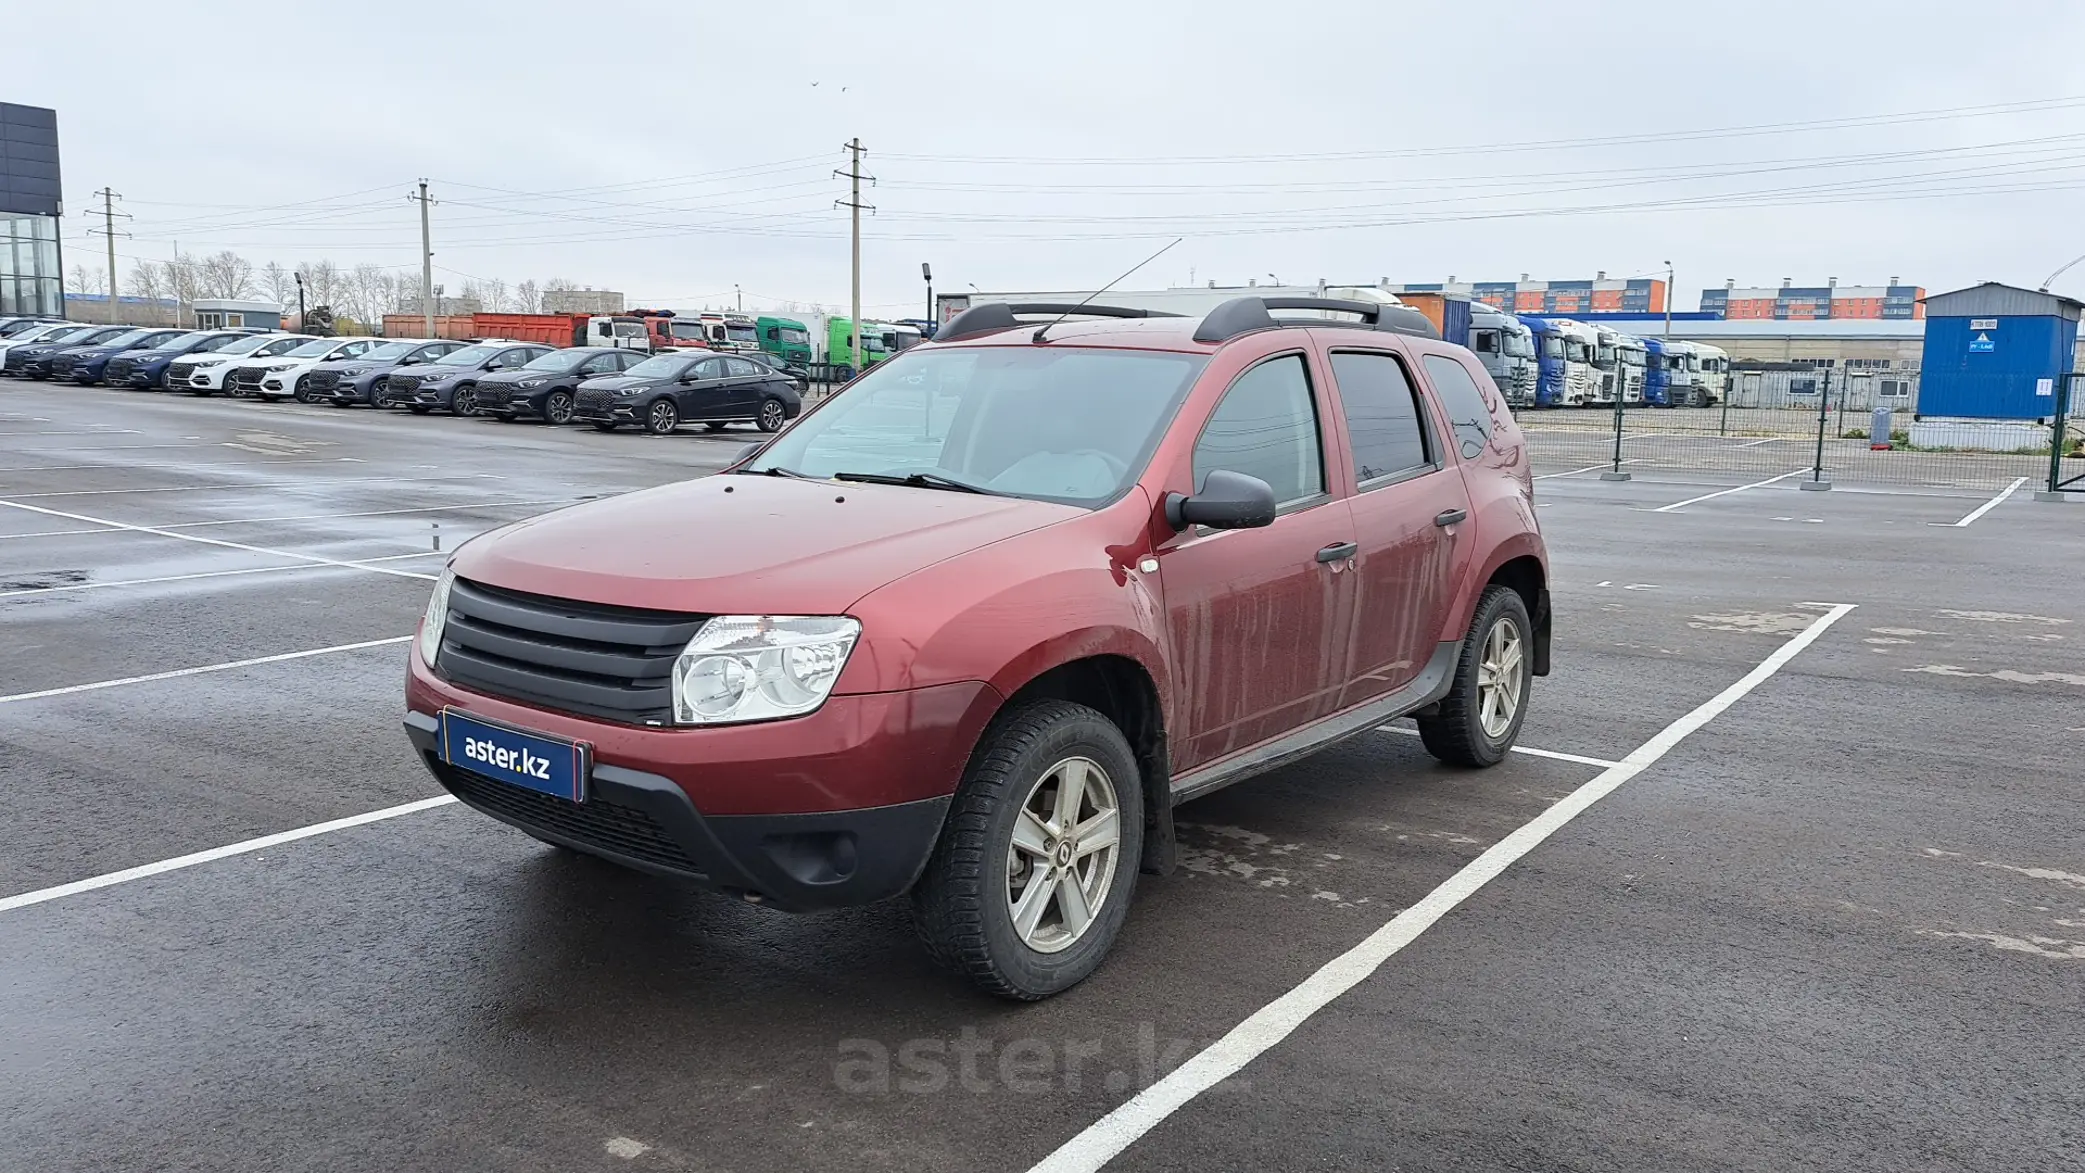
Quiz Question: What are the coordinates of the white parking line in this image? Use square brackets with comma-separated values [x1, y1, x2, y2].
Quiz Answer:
[1934, 476, 2028, 528]
[0, 498, 575, 541]
[0, 552, 441, 599]
[0, 429, 142, 436]
[1026, 603, 1858, 1173]
[1375, 724, 1620, 769]
[0, 498, 438, 582]
[0, 458, 350, 473]
[1533, 460, 1641, 482]
[1650, 468, 1811, 513]
[0, 635, 411, 706]
[0, 795, 457, 915]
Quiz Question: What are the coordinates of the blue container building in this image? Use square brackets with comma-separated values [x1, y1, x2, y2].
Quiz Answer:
[1916, 283, 2081, 420]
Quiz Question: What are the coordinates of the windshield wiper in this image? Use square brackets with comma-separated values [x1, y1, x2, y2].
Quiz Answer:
[734, 465, 817, 479]
[832, 470, 1004, 496]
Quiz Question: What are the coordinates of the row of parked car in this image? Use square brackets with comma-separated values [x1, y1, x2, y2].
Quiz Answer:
[0, 317, 805, 434]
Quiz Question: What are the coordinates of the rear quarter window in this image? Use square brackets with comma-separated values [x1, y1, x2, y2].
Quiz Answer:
[1420, 354, 1497, 461]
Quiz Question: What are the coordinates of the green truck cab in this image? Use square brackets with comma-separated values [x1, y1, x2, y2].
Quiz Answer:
[757, 316, 813, 367]
[826, 316, 889, 379]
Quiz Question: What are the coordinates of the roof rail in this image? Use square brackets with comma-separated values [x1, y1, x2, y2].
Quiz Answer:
[1193, 296, 1440, 344]
[936, 301, 1181, 342]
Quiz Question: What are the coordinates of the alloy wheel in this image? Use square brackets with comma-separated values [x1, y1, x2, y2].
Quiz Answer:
[647, 400, 678, 434]
[545, 391, 574, 424]
[1476, 616, 1526, 740]
[453, 386, 478, 416]
[1005, 756, 1121, 954]
[758, 398, 786, 432]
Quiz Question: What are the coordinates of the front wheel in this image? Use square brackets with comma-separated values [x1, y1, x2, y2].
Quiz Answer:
[452, 384, 480, 416]
[543, 390, 575, 425]
[756, 397, 787, 433]
[911, 700, 1144, 1001]
[644, 399, 680, 435]
[1417, 585, 1533, 768]
[293, 376, 318, 404]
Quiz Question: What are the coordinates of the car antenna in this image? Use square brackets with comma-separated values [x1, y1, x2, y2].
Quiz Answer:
[1033, 237, 1183, 342]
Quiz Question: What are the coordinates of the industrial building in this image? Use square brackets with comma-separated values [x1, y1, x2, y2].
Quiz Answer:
[1387, 275, 1667, 316]
[1700, 279, 1925, 320]
[1, 101, 63, 318]
[541, 287, 625, 315]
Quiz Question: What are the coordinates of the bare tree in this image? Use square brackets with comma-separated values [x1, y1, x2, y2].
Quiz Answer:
[295, 259, 343, 311]
[514, 279, 541, 314]
[126, 262, 172, 325]
[197, 250, 255, 300]
[543, 276, 578, 293]
[258, 261, 295, 311]
[346, 264, 397, 329]
[481, 277, 509, 313]
[158, 258, 201, 322]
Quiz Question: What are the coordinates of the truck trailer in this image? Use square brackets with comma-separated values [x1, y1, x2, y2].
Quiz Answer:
[380, 312, 650, 351]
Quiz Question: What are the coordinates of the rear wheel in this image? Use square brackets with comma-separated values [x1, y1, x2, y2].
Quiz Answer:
[1417, 585, 1532, 768]
[912, 700, 1143, 1001]
[645, 398, 679, 435]
[543, 390, 575, 425]
[452, 384, 480, 417]
[757, 397, 787, 433]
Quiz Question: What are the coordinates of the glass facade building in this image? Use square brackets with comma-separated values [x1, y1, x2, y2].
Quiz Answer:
[1, 103, 64, 317]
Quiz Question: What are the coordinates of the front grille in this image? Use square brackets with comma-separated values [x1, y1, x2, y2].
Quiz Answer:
[443, 763, 702, 873]
[167, 360, 198, 383]
[50, 355, 77, 377]
[304, 370, 341, 395]
[576, 387, 616, 411]
[107, 357, 137, 382]
[475, 384, 514, 407]
[435, 577, 709, 725]
[0, 352, 26, 373]
[387, 373, 425, 396]
[230, 365, 268, 391]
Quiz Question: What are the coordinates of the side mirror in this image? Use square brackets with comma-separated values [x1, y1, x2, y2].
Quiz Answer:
[1164, 469, 1277, 531]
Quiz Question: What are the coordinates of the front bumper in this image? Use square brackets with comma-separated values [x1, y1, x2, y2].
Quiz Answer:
[572, 399, 643, 423]
[410, 383, 457, 409]
[404, 653, 1000, 911]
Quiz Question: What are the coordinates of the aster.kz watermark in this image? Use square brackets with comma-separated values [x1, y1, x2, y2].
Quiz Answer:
[834, 1024, 1229, 1095]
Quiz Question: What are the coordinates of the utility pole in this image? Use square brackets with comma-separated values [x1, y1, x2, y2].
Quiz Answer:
[835, 140, 875, 373]
[294, 271, 306, 332]
[922, 262, 933, 327]
[86, 189, 131, 324]
[1663, 260, 1674, 338]
[411, 180, 437, 336]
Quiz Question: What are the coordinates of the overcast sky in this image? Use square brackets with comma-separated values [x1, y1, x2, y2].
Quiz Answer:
[16, 0, 2085, 316]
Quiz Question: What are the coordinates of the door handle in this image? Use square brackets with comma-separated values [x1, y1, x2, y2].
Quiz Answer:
[1434, 508, 1469, 528]
[1316, 541, 1358, 563]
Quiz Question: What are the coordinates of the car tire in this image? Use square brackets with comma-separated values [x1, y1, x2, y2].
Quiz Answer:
[368, 379, 389, 408]
[544, 390, 575, 425]
[293, 375, 317, 404]
[911, 699, 1144, 1001]
[452, 384, 480, 417]
[756, 397, 787, 433]
[1417, 584, 1533, 768]
[645, 399, 679, 435]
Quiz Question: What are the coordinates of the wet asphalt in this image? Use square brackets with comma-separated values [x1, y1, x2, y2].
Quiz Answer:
[1, 381, 2080, 1172]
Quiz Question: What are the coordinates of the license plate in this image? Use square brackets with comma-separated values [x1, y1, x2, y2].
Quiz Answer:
[440, 710, 588, 802]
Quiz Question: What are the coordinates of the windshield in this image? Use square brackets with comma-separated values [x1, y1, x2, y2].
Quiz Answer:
[432, 344, 504, 367]
[749, 347, 1207, 507]
[218, 334, 288, 356]
[1565, 341, 1591, 363]
[669, 321, 706, 341]
[523, 350, 593, 373]
[359, 342, 418, 361]
[623, 354, 700, 379]
[779, 326, 808, 345]
[1540, 336, 1563, 359]
[1594, 343, 1617, 367]
[1621, 348, 1646, 367]
[91, 329, 152, 348]
[726, 324, 758, 344]
[2, 320, 50, 337]
[31, 326, 87, 344]
[1505, 332, 1535, 357]
[284, 339, 343, 358]
[156, 332, 217, 350]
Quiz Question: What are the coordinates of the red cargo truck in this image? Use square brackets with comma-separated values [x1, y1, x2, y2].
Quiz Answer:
[381, 313, 651, 352]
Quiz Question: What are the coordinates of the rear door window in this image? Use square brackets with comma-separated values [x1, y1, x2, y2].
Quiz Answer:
[1192, 353, 1324, 507]
[1329, 351, 1433, 487]
[1420, 354, 1495, 461]
[725, 357, 763, 378]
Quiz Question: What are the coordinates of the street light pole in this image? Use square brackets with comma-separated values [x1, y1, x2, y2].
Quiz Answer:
[1664, 260, 1674, 338]
[294, 271, 305, 332]
[922, 262, 933, 328]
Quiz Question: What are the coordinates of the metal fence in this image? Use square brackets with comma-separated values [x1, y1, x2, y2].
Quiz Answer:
[1518, 370, 2084, 493]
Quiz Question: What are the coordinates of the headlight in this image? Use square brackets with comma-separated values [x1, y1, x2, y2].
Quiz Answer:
[516, 378, 547, 388]
[671, 615, 860, 725]
[339, 367, 366, 377]
[265, 362, 298, 372]
[417, 568, 454, 667]
[193, 358, 226, 367]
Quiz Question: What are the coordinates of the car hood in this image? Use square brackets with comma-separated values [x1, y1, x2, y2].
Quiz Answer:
[476, 368, 551, 386]
[62, 344, 130, 360]
[576, 374, 652, 393]
[454, 474, 1082, 615]
[406, 365, 476, 381]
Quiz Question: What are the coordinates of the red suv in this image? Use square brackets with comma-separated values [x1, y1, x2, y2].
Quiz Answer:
[403, 296, 1551, 999]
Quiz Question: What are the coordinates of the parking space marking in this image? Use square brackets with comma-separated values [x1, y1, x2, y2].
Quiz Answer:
[1374, 724, 1621, 769]
[1934, 476, 2029, 528]
[1533, 459, 1642, 481]
[0, 498, 576, 542]
[0, 429, 143, 436]
[0, 458, 352, 473]
[1026, 603, 1858, 1173]
[0, 794, 457, 915]
[0, 636, 411, 706]
[0, 552, 442, 599]
[1650, 468, 1811, 513]
[0, 498, 439, 582]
